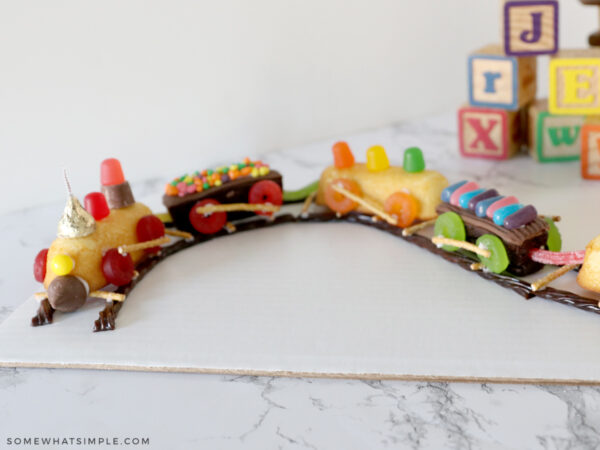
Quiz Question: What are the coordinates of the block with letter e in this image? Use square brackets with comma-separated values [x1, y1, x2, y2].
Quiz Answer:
[503, 0, 559, 56]
[528, 99, 584, 162]
[582, 122, 600, 180]
[458, 105, 523, 160]
[549, 49, 600, 116]
[468, 44, 536, 110]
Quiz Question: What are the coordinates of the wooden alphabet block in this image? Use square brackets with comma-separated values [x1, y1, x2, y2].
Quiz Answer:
[582, 123, 600, 179]
[528, 99, 584, 162]
[458, 105, 523, 160]
[468, 44, 536, 110]
[549, 49, 600, 115]
[503, 0, 559, 56]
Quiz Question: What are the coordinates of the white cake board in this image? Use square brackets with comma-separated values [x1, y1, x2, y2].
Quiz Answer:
[2, 218, 600, 384]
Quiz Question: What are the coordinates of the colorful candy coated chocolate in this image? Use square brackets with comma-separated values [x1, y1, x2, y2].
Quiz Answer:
[441, 181, 467, 203]
[366, 145, 390, 172]
[50, 254, 75, 276]
[468, 189, 499, 211]
[493, 204, 522, 226]
[458, 189, 485, 209]
[486, 196, 518, 219]
[475, 196, 504, 217]
[449, 181, 479, 206]
[503, 205, 537, 230]
[84, 192, 110, 221]
[403, 147, 425, 173]
[332, 142, 355, 169]
[476, 234, 509, 274]
[100, 158, 125, 186]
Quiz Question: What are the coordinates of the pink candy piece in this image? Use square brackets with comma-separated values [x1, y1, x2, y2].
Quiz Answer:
[449, 181, 480, 206]
[529, 249, 586, 266]
[486, 196, 518, 219]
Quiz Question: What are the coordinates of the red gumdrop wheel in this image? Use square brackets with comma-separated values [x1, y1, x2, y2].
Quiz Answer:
[102, 248, 135, 286]
[248, 180, 283, 216]
[136, 215, 165, 254]
[189, 199, 227, 234]
[34, 248, 49, 283]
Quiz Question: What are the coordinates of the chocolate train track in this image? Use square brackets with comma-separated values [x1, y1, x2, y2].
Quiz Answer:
[47, 210, 597, 332]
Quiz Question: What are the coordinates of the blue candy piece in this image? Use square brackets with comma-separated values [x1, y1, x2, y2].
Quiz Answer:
[493, 204, 523, 226]
[468, 189, 499, 211]
[459, 188, 485, 209]
[475, 196, 504, 217]
[441, 180, 468, 203]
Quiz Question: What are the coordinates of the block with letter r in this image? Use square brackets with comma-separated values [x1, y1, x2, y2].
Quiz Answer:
[468, 44, 536, 110]
[549, 49, 600, 116]
[503, 0, 558, 56]
[582, 123, 600, 180]
[458, 105, 522, 160]
[528, 99, 584, 162]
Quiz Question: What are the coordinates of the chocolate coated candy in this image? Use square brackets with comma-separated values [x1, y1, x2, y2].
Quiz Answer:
[47, 275, 87, 312]
[504, 205, 538, 230]
[468, 189, 499, 211]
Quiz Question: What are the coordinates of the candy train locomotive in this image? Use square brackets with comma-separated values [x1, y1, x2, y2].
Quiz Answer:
[28, 145, 600, 332]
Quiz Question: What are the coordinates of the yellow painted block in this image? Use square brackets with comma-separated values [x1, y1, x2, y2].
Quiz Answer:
[549, 50, 600, 115]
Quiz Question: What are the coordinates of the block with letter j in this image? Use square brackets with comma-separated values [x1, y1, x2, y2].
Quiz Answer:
[503, 0, 559, 56]
[468, 44, 536, 110]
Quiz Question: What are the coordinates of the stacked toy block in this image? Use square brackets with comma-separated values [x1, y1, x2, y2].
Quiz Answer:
[458, 0, 600, 179]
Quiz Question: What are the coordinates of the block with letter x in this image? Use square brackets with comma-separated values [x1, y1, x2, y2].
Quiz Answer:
[503, 0, 559, 56]
[582, 124, 600, 180]
[458, 105, 522, 160]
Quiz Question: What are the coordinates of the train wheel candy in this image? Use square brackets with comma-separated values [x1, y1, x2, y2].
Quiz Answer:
[136, 215, 166, 254]
[324, 179, 361, 214]
[434, 212, 466, 252]
[248, 180, 283, 216]
[476, 234, 509, 274]
[102, 248, 134, 286]
[189, 199, 227, 234]
[384, 192, 419, 228]
[33, 248, 49, 283]
[544, 218, 562, 252]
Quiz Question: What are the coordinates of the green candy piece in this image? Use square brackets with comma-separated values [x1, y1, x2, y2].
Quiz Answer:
[221, 167, 228, 174]
[203, 182, 210, 190]
[207, 169, 214, 175]
[403, 147, 426, 173]
[434, 212, 466, 252]
[476, 234, 509, 274]
[283, 180, 320, 203]
[544, 217, 562, 252]
[238, 163, 245, 170]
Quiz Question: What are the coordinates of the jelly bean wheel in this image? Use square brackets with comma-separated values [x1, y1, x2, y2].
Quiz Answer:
[384, 192, 419, 228]
[324, 178, 361, 214]
[433, 212, 466, 252]
[189, 199, 227, 234]
[248, 180, 283, 216]
[476, 234, 509, 274]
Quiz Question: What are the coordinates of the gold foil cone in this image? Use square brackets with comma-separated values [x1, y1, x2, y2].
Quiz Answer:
[57, 195, 96, 238]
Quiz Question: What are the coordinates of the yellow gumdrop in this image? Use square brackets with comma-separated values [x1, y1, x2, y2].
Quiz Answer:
[366, 145, 390, 172]
[50, 254, 75, 276]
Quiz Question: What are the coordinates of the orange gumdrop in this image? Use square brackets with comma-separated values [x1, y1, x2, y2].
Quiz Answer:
[384, 192, 419, 228]
[101, 158, 126, 186]
[332, 142, 355, 169]
[324, 178, 361, 214]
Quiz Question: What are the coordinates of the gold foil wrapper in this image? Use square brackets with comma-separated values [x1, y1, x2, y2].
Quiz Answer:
[57, 196, 96, 238]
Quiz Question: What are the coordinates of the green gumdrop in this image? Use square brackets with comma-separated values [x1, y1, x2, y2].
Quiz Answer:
[476, 234, 509, 274]
[544, 217, 562, 252]
[434, 212, 466, 252]
[403, 147, 426, 173]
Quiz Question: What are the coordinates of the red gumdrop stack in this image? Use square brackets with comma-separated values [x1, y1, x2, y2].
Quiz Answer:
[101, 248, 134, 286]
[136, 215, 165, 254]
[101, 158, 126, 186]
[33, 248, 49, 283]
[84, 192, 110, 220]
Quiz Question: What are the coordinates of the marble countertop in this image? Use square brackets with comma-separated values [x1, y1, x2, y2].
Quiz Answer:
[2, 114, 600, 449]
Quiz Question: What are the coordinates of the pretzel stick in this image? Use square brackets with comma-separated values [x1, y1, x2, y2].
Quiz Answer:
[530, 264, 578, 292]
[90, 291, 126, 302]
[165, 229, 193, 239]
[301, 191, 316, 216]
[431, 237, 491, 258]
[330, 184, 398, 226]
[470, 262, 484, 271]
[539, 215, 561, 223]
[402, 218, 437, 236]
[34, 292, 48, 301]
[118, 236, 170, 255]
[195, 203, 280, 214]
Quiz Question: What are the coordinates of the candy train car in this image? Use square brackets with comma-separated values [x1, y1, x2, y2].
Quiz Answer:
[32, 159, 176, 327]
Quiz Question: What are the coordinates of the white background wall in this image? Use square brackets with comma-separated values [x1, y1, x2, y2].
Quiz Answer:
[0, 0, 595, 213]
